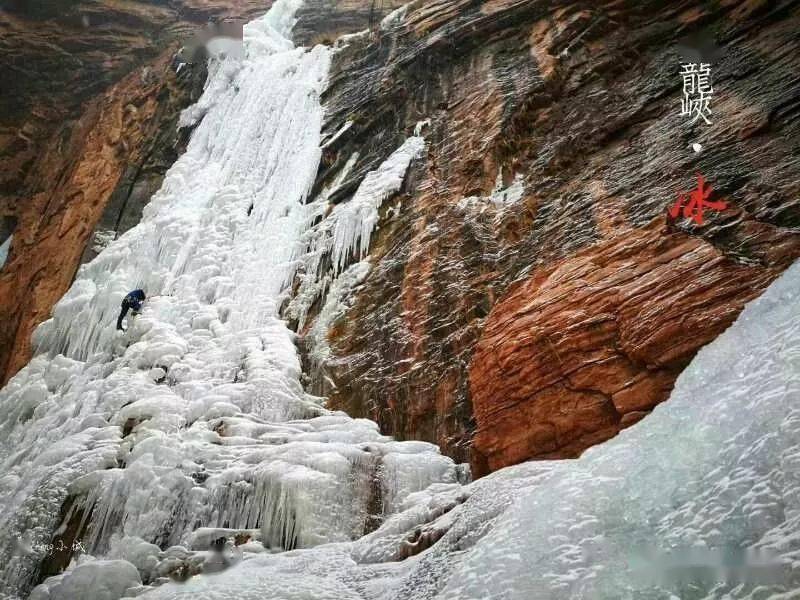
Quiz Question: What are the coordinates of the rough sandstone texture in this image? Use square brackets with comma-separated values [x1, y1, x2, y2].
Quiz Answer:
[0, 0, 268, 201]
[306, 0, 800, 472]
[469, 219, 796, 473]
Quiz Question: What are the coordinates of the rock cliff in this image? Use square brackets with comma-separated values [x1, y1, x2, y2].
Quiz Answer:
[304, 0, 800, 473]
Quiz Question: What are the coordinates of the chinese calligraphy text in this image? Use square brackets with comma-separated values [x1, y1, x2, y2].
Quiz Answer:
[669, 174, 727, 226]
[680, 63, 713, 125]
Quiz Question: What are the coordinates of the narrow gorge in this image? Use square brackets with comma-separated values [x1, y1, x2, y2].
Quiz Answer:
[1, 1, 799, 599]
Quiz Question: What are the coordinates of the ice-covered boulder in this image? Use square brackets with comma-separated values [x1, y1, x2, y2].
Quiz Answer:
[30, 560, 141, 600]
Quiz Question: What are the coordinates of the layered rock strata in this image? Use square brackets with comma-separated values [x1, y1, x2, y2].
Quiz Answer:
[3, 0, 799, 474]
[304, 0, 800, 471]
[469, 218, 798, 473]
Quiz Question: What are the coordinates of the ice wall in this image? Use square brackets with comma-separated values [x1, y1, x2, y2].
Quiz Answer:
[127, 258, 800, 599]
[0, 2, 455, 598]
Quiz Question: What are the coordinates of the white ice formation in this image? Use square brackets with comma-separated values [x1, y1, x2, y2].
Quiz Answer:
[287, 135, 424, 330]
[0, 233, 12, 269]
[329, 135, 425, 275]
[456, 171, 525, 222]
[0, 2, 451, 598]
[101, 252, 800, 600]
[304, 260, 371, 374]
[90, 229, 117, 255]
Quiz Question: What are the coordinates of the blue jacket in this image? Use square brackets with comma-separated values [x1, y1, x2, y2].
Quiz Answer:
[125, 289, 146, 311]
[117, 289, 146, 330]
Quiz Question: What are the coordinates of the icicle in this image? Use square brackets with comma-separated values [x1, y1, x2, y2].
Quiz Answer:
[330, 136, 425, 275]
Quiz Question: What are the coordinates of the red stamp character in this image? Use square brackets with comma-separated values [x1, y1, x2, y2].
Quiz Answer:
[669, 173, 727, 226]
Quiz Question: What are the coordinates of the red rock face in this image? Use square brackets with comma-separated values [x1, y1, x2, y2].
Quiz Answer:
[469, 219, 799, 475]
[313, 0, 800, 472]
[0, 0, 269, 199]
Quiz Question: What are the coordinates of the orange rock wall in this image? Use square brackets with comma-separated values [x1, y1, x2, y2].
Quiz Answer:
[469, 219, 798, 474]
[313, 0, 800, 471]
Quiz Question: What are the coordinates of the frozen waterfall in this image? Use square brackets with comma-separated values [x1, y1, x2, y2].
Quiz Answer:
[1, 0, 799, 597]
[0, 2, 458, 598]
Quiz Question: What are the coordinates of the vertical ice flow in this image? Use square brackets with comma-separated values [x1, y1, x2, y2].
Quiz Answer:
[0, 1, 456, 596]
[286, 136, 425, 330]
[330, 136, 425, 274]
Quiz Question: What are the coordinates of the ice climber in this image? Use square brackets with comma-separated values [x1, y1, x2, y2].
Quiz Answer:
[116, 289, 146, 331]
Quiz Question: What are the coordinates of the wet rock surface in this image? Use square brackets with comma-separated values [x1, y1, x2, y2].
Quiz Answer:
[308, 0, 800, 470]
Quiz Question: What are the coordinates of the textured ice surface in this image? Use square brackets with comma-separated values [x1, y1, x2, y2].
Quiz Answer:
[90, 229, 117, 255]
[0, 3, 454, 598]
[456, 172, 525, 220]
[132, 258, 800, 599]
[0, 233, 12, 268]
[28, 560, 141, 600]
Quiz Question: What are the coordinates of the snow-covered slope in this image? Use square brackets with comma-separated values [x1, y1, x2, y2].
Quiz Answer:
[0, 2, 457, 598]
